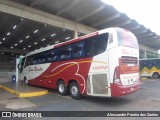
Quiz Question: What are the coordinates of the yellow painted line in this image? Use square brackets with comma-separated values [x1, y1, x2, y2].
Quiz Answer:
[0, 85, 48, 98]
[141, 77, 148, 80]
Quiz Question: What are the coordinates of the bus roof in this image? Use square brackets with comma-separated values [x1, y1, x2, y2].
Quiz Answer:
[25, 27, 129, 57]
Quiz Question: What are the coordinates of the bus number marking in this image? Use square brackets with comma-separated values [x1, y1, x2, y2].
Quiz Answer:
[92, 66, 108, 70]
[28, 67, 43, 72]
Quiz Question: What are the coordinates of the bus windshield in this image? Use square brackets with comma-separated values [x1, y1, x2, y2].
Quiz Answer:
[117, 28, 139, 49]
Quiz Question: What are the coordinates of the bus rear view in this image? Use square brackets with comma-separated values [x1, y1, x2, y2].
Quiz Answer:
[109, 28, 140, 97]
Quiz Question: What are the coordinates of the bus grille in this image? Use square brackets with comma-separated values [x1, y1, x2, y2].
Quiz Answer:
[92, 74, 108, 94]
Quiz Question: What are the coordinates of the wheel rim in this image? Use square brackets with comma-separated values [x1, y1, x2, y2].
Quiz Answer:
[59, 84, 64, 93]
[71, 86, 78, 96]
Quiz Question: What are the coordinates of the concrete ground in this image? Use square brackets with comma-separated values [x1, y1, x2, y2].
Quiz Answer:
[0, 78, 160, 120]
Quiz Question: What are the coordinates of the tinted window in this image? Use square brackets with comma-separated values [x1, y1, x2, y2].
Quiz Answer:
[72, 41, 85, 59]
[85, 33, 108, 57]
[94, 33, 108, 55]
[85, 37, 95, 57]
[46, 49, 58, 62]
[59, 45, 72, 60]
[37, 52, 46, 64]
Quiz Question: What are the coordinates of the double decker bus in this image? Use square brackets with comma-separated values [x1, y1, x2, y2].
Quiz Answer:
[18, 28, 140, 99]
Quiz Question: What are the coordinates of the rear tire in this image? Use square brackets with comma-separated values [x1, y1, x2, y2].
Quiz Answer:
[69, 82, 81, 99]
[152, 72, 159, 79]
[57, 81, 68, 95]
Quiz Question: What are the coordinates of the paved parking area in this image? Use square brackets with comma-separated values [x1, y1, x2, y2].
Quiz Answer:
[0, 78, 160, 119]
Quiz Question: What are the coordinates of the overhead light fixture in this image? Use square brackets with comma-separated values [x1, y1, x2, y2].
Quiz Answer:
[3, 38, 5, 41]
[21, 18, 23, 21]
[11, 46, 13, 49]
[0, 42, 2, 44]
[28, 45, 31, 48]
[20, 40, 23, 43]
[23, 48, 26, 50]
[42, 38, 45, 41]
[45, 24, 47, 26]
[26, 35, 30, 39]
[13, 25, 17, 29]
[15, 44, 17, 46]
[1, 53, 4, 55]
[63, 29, 66, 31]
[55, 41, 59, 43]
[34, 29, 39, 33]
[7, 32, 10, 36]
[65, 37, 70, 40]
[34, 42, 38, 45]
[51, 34, 56, 37]
[12, 54, 14, 55]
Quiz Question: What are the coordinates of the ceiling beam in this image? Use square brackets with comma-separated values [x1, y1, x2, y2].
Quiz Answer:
[56, 0, 81, 15]
[118, 19, 132, 27]
[0, 0, 97, 34]
[92, 13, 120, 27]
[76, 4, 105, 22]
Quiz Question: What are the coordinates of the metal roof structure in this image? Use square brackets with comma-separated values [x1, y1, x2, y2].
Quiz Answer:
[0, 0, 160, 57]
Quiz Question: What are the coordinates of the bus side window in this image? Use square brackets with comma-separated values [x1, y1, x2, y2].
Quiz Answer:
[38, 52, 46, 64]
[72, 41, 84, 59]
[59, 45, 72, 60]
[46, 49, 58, 62]
[94, 33, 108, 55]
[85, 37, 95, 57]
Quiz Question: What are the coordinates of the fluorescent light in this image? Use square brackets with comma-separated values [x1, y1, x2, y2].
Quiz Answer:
[0, 42, 2, 44]
[51, 34, 56, 37]
[26, 35, 29, 39]
[34, 29, 38, 33]
[11, 46, 13, 49]
[28, 45, 31, 48]
[21, 18, 23, 20]
[45, 24, 47, 26]
[23, 48, 26, 50]
[55, 41, 59, 43]
[20, 40, 23, 43]
[12, 54, 14, 55]
[63, 29, 66, 31]
[34, 42, 38, 45]
[1, 53, 3, 55]
[65, 37, 70, 40]
[42, 38, 45, 41]
[7, 32, 10, 36]
[13, 25, 17, 29]
[15, 44, 17, 46]
[3, 38, 5, 40]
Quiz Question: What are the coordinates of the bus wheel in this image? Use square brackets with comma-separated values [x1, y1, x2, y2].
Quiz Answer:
[57, 81, 68, 95]
[69, 82, 81, 99]
[152, 72, 159, 79]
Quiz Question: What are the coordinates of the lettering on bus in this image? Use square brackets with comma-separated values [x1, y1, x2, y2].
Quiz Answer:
[92, 66, 108, 70]
[122, 49, 137, 55]
[28, 67, 43, 72]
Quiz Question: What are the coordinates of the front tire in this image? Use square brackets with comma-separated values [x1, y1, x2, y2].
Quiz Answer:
[57, 81, 68, 95]
[69, 82, 81, 99]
